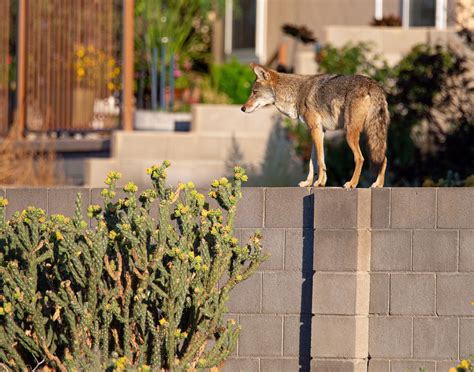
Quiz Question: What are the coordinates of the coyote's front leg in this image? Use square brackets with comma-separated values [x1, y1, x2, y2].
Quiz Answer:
[299, 144, 316, 187]
[299, 115, 327, 187]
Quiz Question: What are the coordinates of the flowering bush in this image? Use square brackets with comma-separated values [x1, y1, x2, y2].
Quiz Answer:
[74, 44, 121, 93]
[449, 358, 474, 372]
[0, 162, 265, 370]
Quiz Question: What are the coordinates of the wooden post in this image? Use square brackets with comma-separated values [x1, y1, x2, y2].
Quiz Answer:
[17, 0, 27, 136]
[123, 0, 134, 131]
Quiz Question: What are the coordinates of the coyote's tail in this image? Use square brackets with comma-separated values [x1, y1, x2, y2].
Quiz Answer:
[365, 89, 389, 167]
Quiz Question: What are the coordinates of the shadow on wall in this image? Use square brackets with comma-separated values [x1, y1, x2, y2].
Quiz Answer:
[300, 194, 314, 371]
[225, 116, 306, 187]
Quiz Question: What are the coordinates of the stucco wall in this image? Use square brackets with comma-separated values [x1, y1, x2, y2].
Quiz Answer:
[1, 187, 473, 371]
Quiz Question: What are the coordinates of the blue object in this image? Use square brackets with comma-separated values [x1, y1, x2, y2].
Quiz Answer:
[160, 44, 167, 111]
[151, 47, 158, 110]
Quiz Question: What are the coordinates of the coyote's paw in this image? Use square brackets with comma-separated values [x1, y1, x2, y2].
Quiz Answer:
[371, 182, 383, 188]
[313, 173, 327, 187]
[298, 179, 313, 188]
[343, 181, 357, 189]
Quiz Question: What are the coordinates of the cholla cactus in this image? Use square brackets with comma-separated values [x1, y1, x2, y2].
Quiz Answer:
[0, 163, 266, 371]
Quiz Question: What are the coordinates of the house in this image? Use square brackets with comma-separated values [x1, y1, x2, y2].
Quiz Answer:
[215, 0, 458, 68]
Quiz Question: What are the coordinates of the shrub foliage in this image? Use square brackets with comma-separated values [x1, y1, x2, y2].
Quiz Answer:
[0, 162, 265, 371]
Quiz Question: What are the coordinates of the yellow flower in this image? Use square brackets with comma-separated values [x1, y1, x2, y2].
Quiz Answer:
[159, 318, 167, 325]
[0, 197, 8, 207]
[107, 82, 116, 91]
[76, 46, 85, 58]
[55, 231, 64, 241]
[77, 67, 85, 77]
[108, 58, 116, 67]
[461, 360, 470, 369]
[448, 368, 457, 372]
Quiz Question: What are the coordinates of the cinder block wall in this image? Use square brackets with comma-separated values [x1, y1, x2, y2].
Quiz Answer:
[369, 188, 474, 372]
[1, 187, 473, 372]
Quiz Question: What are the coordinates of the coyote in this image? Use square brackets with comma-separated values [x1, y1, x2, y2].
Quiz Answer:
[241, 63, 389, 188]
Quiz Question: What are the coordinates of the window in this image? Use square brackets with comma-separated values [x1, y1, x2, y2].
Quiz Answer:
[401, 0, 447, 28]
[225, 0, 266, 62]
[410, 0, 436, 26]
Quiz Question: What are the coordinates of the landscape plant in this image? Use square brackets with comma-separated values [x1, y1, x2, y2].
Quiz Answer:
[0, 162, 266, 370]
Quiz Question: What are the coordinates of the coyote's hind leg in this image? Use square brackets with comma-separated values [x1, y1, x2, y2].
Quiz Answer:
[371, 156, 387, 188]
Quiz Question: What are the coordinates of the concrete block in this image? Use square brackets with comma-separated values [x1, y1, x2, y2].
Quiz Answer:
[460, 318, 474, 359]
[239, 315, 283, 356]
[284, 228, 314, 273]
[313, 273, 369, 315]
[221, 357, 259, 372]
[192, 104, 275, 134]
[235, 188, 265, 228]
[312, 316, 368, 358]
[313, 188, 371, 229]
[460, 230, 474, 272]
[5, 188, 48, 218]
[311, 359, 367, 372]
[227, 273, 261, 313]
[413, 317, 458, 359]
[391, 188, 436, 228]
[413, 230, 458, 272]
[260, 358, 305, 372]
[314, 229, 370, 272]
[438, 188, 474, 228]
[48, 188, 90, 218]
[241, 228, 284, 271]
[368, 359, 389, 372]
[369, 273, 389, 315]
[437, 274, 474, 316]
[262, 271, 311, 314]
[369, 316, 412, 358]
[283, 315, 311, 357]
[264, 188, 312, 228]
[111, 131, 268, 164]
[371, 188, 391, 229]
[390, 274, 436, 315]
[371, 230, 412, 271]
[390, 360, 435, 372]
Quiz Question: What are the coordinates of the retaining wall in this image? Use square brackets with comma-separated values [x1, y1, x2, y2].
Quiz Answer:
[1, 187, 473, 372]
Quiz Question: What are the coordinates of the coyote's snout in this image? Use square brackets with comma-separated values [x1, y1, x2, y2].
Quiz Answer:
[242, 63, 389, 188]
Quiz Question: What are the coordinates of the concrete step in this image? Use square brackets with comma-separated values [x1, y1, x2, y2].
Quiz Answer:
[191, 104, 276, 133]
[111, 130, 270, 164]
[86, 158, 227, 188]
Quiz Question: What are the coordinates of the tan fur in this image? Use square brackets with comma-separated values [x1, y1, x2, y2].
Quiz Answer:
[241, 64, 390, 188]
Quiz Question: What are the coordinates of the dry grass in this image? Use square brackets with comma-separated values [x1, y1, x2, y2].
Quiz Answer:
[0, 122, 63, 186]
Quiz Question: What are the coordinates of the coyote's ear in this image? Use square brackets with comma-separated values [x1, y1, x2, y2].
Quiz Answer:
[250, 63, 271, 81]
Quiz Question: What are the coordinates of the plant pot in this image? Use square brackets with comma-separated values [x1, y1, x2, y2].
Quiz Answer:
[72, 87, 95, 129]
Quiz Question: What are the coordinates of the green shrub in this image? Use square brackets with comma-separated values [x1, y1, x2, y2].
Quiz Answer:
[210, 59, 255, 104]
[317, 42, 392, 84]
[0, 162, 266, 371]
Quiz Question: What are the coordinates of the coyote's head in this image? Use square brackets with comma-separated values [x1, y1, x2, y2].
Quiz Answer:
[241, 63, 277, 113]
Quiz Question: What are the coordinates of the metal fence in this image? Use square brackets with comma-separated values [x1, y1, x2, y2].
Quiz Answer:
[0, 0, 123, 134]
